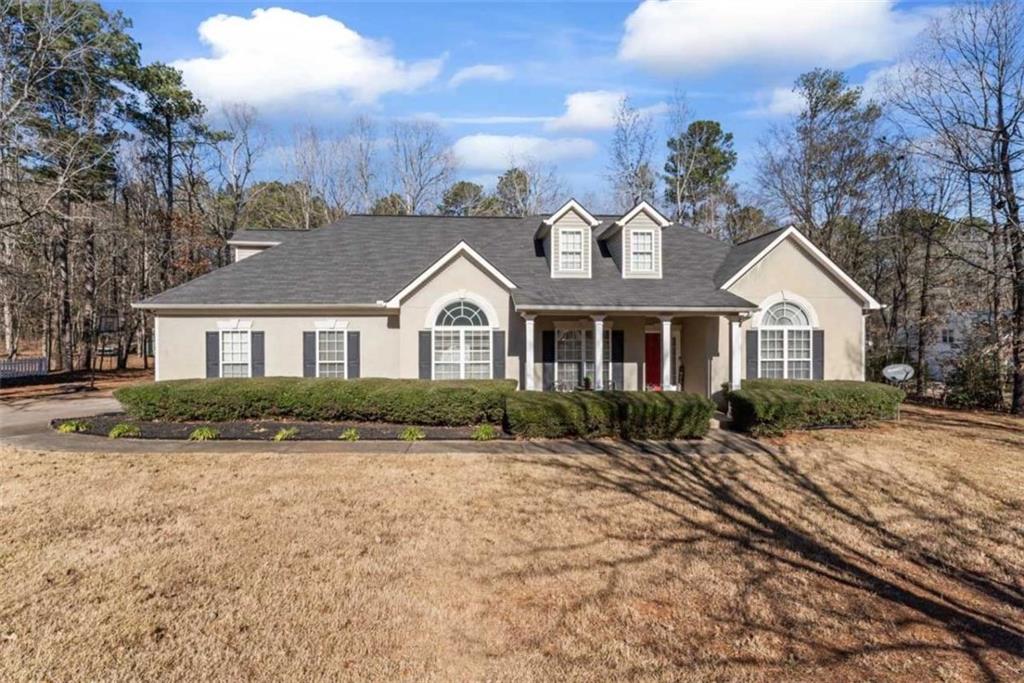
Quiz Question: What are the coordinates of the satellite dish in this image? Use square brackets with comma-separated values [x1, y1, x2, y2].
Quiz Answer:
[882, 364, 914, 382]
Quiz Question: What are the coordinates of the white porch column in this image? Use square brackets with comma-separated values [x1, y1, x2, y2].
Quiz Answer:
[523, 314, 536, 390]
[592, 315, 605, 390]
[660, 315, 672, 390]
[729, 317, 742, 390]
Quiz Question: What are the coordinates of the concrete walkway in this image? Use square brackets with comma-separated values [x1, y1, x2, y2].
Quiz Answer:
[0, 393, 770, 456]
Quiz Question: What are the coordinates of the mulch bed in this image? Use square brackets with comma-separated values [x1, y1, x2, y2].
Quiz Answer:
[51, 413, 510, 441]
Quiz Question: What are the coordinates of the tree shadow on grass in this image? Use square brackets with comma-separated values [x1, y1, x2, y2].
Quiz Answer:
[474, 431, 1024, 680]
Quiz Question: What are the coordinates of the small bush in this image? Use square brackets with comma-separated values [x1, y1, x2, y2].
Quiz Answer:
[272, 427, 299, 442]
[115, 378, 517, 426]
[471, 424, 499, 441]
[57, 419, 91, 434]
[943, 342, 1005, 410]
[729, 379, 905, 436]
[339, 427, 360, 442]
[505, 391, 714, 440]
[400, 426, 425, 442]
[188, 426, 220, 441]
[108, 423, 141, 439]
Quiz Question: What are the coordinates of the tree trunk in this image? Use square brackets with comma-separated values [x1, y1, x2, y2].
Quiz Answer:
[915, 233, 933, 395]
[81, 217, 97, 370]
[56, 202, 73, 372]
[996, 108, 1023, 413]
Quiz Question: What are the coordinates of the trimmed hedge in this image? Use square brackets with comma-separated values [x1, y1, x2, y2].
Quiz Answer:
[729, 379, 905, 436]
[505, 391, 714, 440]
[114, 378, 517, 426]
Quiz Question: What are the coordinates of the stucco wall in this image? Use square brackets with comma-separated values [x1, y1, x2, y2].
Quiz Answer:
[725, 237, 866, 381]
[397, 253, 518, 382]
[154, 312, 398, 381]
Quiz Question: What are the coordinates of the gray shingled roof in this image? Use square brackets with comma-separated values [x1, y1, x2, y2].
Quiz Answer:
[713, 227, 787, 286]
[228, 228, 310, 243]
[141, 215, 763, 310]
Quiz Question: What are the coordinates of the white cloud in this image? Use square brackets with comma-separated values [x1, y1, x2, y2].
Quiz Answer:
[619, 0, 931, 74]
[745, 87, 806, 118]
[452, 134, 597, 171]
[545, 90, 667, 132]
[172, 8, 443, 106]
[448, 64, 512, 88]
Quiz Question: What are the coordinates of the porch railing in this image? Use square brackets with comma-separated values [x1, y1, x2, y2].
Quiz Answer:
[0, 357, 48, 381]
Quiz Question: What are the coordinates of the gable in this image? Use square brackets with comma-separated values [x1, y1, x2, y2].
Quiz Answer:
[726, 237, 866, 311]
[721, 228, 881, 310]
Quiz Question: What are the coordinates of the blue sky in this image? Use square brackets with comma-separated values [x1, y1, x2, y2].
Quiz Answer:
[107, 1, 947, 205]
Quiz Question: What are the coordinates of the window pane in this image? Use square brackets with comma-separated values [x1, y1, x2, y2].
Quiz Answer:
[560, 230, 584, 271]
[760, 330, 784, 360]
[317, 330, 346, 377]
[788, 329, 811, 360]
[631, 232, 654, 272]
[761, 360, 785, 378]
[788, 361, 811, 379]
[764, 302, 809, 327]
[436, 300, 488, 327]
[220, 331, 250, 378]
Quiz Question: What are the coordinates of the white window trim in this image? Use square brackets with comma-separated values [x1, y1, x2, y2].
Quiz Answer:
[757, 327, 813, 380]
[315, 329, 347, 378]
[431, 328, 493, 380]
[218, 329, 252, 378]
[557, 227, 587, 274]
[554, 328, 612, 391]
[629, 228, 656, 274]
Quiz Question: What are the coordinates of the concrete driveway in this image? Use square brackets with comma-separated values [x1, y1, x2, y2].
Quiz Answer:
[1, 393, 122, 438]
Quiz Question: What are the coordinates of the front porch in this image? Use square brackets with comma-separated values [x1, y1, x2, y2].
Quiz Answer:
[519, 311, 747, 397]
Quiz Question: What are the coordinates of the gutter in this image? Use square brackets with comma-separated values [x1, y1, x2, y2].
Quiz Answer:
[514, 304, 758, 313]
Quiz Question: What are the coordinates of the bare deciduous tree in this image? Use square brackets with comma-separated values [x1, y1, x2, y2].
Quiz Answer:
[388, 120, 456, 214]
[608, 96, 656, 211]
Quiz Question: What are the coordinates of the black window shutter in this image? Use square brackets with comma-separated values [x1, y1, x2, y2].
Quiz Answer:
[419, 330, 432, 379]
[542, 330, 555, 391]
[205, 331, 219, 378]
[611, 329, 625, 390]
[812, 330, 824, 380]
[492, 330, 505, 380]
[302, 331, 316, 377]
[251, 331, 265, 377]
[745, 330, 758, 381]
[347, 331, 360, 378]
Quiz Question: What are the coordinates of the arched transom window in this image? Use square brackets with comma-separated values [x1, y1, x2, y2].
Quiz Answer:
[433, 300, 492, 380]
[759, 301, 812, 379]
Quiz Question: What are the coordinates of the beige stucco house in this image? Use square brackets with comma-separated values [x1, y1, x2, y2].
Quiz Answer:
[135, 200, 882, 397]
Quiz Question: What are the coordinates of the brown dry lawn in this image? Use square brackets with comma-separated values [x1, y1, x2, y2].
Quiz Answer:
[2, 405, 1022, 682]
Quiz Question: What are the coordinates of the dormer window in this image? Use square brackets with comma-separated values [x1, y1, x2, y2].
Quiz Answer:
[596, 201, 669, 279]
[630, 229, 655, 272]
[537, 199, 598, 279]
[559, 228, 585, 272]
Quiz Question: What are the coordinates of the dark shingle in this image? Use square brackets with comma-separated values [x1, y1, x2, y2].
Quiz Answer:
[142, 215, 761, 309]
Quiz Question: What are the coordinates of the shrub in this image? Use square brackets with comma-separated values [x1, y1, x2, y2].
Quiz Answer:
[188, 426, 220, 441]
[339, 427, 360, 442]
[115, 378, 517, 426]
[943, 342, 1005, 410]
[273, 427, 299, 442]
[57, 419, 91, 434]
[505, 391, 714, 440]
[471, 424, 499, 441]
[108, 423, 141, 439]
[729, 379, 905, 436]
[400, 426, 425, 442]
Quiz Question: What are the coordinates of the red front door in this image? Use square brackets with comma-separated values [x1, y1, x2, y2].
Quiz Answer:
[645, 332, 661, 390]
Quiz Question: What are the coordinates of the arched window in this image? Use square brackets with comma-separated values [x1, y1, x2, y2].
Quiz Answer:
[759, 301, 812, 379]
[432, 300, 492, 380]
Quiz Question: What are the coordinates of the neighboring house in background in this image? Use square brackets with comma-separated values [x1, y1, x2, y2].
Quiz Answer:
[134, 200, 882, 397]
